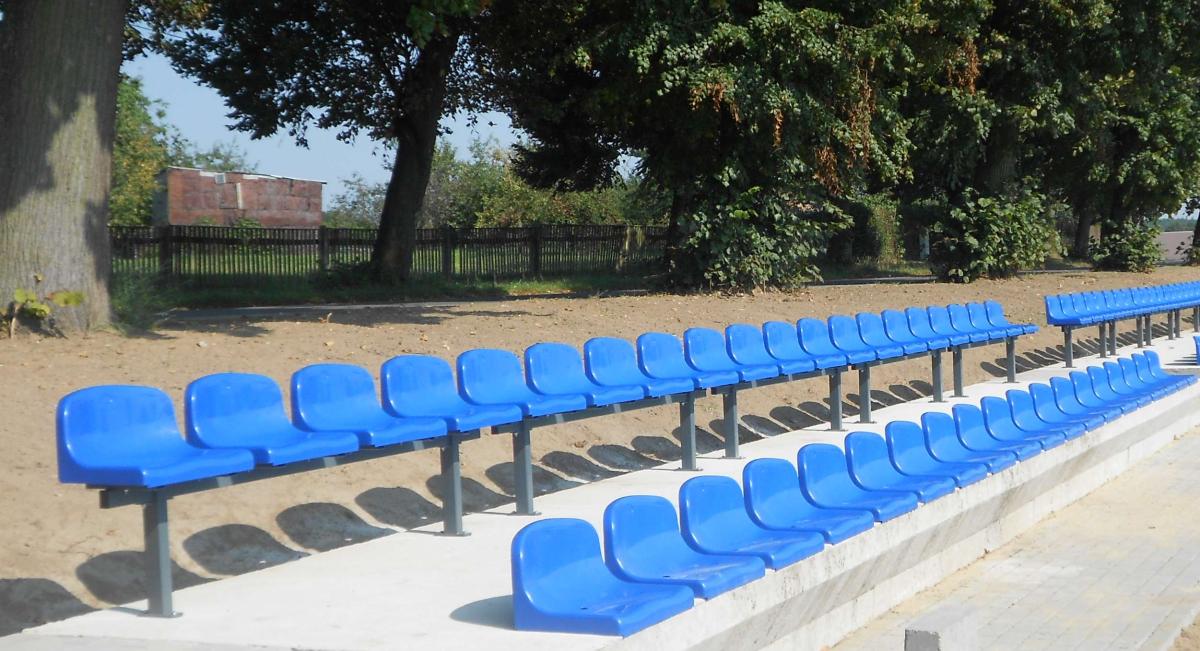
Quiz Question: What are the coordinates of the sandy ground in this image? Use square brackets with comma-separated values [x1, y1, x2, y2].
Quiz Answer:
[2, 266, 1200, 638]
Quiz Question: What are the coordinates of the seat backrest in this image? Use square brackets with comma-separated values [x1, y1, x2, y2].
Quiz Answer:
[966, 303, 993, 330]
[856, 313, 893, 348]
[905, 307, 939, 338]
[882, 309, 919, 343]
[947, 304, 977, 333]
[1050, 375, 1082, 408]
[980, 396, 1018, 433]
[828, 315, 868, 351]
[883, 420, 929, 470]
[921, 411, 957, 447]
[380, 355, 463, 416]
[1005, 390, 1041, 428]
[797, 318, 840, 356]
[727, 324, 775, 366]
[985, 300, 1013, 327]
[844, 431, 897, 483]
[58, 385, 187, 484]
[511, 518, 610, 612]
[926, 305, 957, 335]
[742, 458, 807, 524]
[763, 321, 809, 360]
[292, 363, 383, 430]
[1086, 366, 1117, 396]
[584, 337, 645, 386]
[1028, 382, 1061, 420]
[603, 495, 686, 575]
[458, 349, 528, 403]
[796, 443, 855, 499]
[525, 342, 591, 395]
[186, 372, 290, 448]
[683, 327, 737, 370]
[678, 475, 751, 547]
[1117, 358, 1142, 387]
[638, 332, 695, 378]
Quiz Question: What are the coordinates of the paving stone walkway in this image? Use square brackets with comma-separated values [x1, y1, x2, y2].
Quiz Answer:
[836, 428, 1200, 651]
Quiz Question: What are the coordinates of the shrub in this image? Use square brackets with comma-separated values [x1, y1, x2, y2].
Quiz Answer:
[927, 189, 1061, 282]
[1090, 221, 1162, 272]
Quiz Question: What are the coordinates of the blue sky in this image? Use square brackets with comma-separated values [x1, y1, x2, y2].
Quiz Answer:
[120, 53, 520, 201]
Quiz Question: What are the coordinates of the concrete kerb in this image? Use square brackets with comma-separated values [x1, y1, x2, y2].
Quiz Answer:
[14, 338, 1199, 651]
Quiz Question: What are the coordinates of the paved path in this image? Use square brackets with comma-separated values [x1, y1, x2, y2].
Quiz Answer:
[836, 428, 1200, 651]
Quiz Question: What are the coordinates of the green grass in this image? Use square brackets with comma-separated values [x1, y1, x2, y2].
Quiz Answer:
[819, 259, 933, 281]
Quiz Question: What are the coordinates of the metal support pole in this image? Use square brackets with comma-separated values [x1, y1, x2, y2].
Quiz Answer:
[143, 492, 175, 617]
[722, 390, 740, 459]
[1144, 316, 1152, 346]
[1177, 310, 1183, 338]
[512, 422, 537, 515]
[1167, 313, 1176, 340]
[1108, 321, 1117, 355]
[1098, 324, 1108, 357]
[440, 433, 467, 536]
[829, 369, 843, 431]
[931, 351, 945, 402]
[1005, 337, 1017, 383]
[1136, 316, 1144, 348]
[858, 364, 873, 424]
[1193, 306, 1199, 333]
[679, 395, 699, 471]
[952, 347, 965, 397]
[1064, 327, 1074, 368]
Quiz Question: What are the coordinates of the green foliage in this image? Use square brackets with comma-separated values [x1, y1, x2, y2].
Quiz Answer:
[1159, 217, 1197, 233]
[5, 278, 85, 337]
[1090, 222, 1163, 272]
[110, 274, 178, 331]
[230, 216, 261, 229]
[928, 189, 1061, 282]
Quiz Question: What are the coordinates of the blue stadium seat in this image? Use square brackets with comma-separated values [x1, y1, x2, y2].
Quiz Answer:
[797, 444, 919, 521]
[980, 396, 1066, 449]
[679, 475, 825, 569]
[1085, 366, 1148, 409]
[1133, 353, 1192, 392]
[1070, 371, 1137, 415]
[1006, 390, 1086, 440]
[742, 458, 875, 544]
[525, 343, 646, 407]
[381, 355, 524, 431]
[1143, 350, 1198, 386]
[584, 337, 695, 398]
[926, 306, 972, 346]
[727, 324, 814, 375]
[920, 412, 1016, 473]
[511, 518, 694, 636]
[638, 332, 739, 389]
[951, 404, 1041, 461]
[684, 327, 779, 382]
[856, 313, 909, 359]
[806, 317, 867, 365]
[292, 364, 448, 447]
[905, 307, 956, 348]
[603, 495, 765, 599]
[844, 432, 957, 502]
[885, 420, 988, 487]
[881, 309, 942, 353]
[947, 304, 993, 342]
[458, 349, 589, 417]
[827, 315, 884, 363]
[763, 320, 841, 370]
[186, 373, 360, 465]
[1100, 362, 1153, 406]
[969, 302, 1021, 338]
[1115, 358, 1169, 400]
[57, 385, 255, 487]
[1049, 376, 1119, 423]
[1028, 382, 1104, 431]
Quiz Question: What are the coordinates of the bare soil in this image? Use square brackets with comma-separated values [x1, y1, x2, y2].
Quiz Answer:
[2, 267, 1199, 637]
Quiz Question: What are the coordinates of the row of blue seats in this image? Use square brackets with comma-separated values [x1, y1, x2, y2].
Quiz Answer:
[1045, 282, 1200, 327]
[511, 351, 1192, 636]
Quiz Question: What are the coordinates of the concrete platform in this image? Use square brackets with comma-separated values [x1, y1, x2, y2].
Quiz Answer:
[9, 336, 1200, 651]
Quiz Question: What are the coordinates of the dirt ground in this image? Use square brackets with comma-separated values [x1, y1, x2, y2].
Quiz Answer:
[3, 266, 1200, 638]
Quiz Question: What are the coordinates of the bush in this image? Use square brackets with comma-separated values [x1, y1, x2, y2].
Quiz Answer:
[927, 189, 1061, 282]
[111, 273, 179, 331]
[1090, 221, 1162, 272]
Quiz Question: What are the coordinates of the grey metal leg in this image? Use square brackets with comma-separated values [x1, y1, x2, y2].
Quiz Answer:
[1193, 306, 1199, 332]
[1099, 324, 1108, 357]
[679, 395, 699, 471]
[1177, 310, 1183, 338]
[1144, 316, 1152, 346]
[858, 364, 873, 423]
[512, 422, 537, 515]
[931, 351, 945, 402]
[952, 347, 964, 397]
[1005, 337, 1017, 383]
[441, 433, 467, 536]
[1064, 327, 1074, 367]
[722, 390, 740, 459]
[143, 492, 175, 617]
[1108, 321, 1117, 355]
[829, 369, 843, 431]
[1136, 316, 1144, 348]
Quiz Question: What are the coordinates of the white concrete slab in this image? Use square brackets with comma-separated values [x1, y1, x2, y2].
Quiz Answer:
[9, 336, 1200, 651]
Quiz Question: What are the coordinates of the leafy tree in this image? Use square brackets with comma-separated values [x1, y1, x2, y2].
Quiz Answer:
[324, 174, 386, 228]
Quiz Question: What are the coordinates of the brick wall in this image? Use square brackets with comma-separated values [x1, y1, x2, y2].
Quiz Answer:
[153, 167, 324, 227]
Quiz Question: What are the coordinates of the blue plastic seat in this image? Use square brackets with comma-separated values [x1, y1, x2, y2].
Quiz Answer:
[1085, 366, 1147, 410]
[1006, 390, 1086, 440]
[1070, 371, 1137, 415]
[920, 412, 1016, 472]
[292, 364, 448, 447]
[827, 315, 882, 364]
[881, 309, 940, 353]
[639, 332, 739, 389]
[742, 458, 875, 544]
[1049, 376, 1120, 423]
[1099, 362, 1153, 406]
[885, 421, 988, 487]
[797, 444, 919, 521]
[1028, 382, 1104, 431]
[844, 432, 957, 502]
[679, 476, 825, 569]
[526, 343, 646, 407]
[511, 518, 694, 636]
[58, 385, 256, 487]
[603, 495, 765, 599]
[856, 313, 909, 359]
[1133, 353, 1192, 392]
[1143, 350, 1197, 386]
[947, 304, 992, 342]
[727, 324, 815, 375]
[764, 320, 841, 369]
[381, 355, 524, 431]
[1115, 358, 1170, 400]
[584, 337, 695, 398]
[905, 307, 955, 349]
[951, 404, 1042, 460]
[458, 349, 589, 417]
[798, 317, 860, 365]
[980, 396, 1066, 450]
[186, 373, 360, 465]
[684, 327, 779, 382]
[985, 301, 1036, 336]
[926, 306, 972, 346]
[969, 302, 1022, 337]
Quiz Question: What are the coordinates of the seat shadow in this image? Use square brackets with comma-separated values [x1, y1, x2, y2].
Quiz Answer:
[742, 414, 790, 436]
[541, 450, 622, 481]
[0, 578, 94, 636]
[631, 435, 681, 461]
[705, 419, 764, 445]
[183, 524, 308, 576]
[588, 444, 661, 471]
[357, 486, 442, 530]
[76, 551, 210, 606]
[276, 502, 392, 552]
[425, 476, 511, 514]
[767, 406, 823, 430]
[672, 425, 723, 454]
[887, 383, 926, 401]
[449, 594, 513, 630]
[486, 462, 581, 498]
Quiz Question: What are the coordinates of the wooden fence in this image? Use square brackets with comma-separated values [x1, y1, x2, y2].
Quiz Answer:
[110, 224, 668, 286]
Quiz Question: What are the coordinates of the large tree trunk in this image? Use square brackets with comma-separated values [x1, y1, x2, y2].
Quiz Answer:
[372, 34, 459, 283]
[0, 0, 125, 332]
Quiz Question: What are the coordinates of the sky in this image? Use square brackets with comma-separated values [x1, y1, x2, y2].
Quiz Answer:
[120, 52, 521, 201]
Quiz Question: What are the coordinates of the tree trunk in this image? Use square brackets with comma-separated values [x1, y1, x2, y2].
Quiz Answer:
[372, 33, 459, 283]
[973, 117, 1020, 195]
[0, 0, 124, 332]
[1071, 194, 1094, 259]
